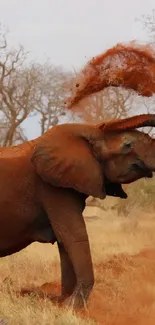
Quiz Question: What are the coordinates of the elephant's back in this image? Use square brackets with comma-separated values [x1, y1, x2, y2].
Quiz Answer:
[0, 140, 37, 183]
[0, 139, 36, 158]
[0, 143, 37, 199]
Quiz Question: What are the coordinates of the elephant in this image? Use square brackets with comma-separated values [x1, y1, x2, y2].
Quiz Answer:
[0, 113, 155, 310]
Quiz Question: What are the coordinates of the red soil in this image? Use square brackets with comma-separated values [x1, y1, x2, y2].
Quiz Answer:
[20, 248, 155, 325]
[87, 249, 155, 325]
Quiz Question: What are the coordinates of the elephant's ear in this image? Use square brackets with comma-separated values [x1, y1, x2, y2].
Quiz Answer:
[31, 126, 105, 199]
[99, 114, 155, 132]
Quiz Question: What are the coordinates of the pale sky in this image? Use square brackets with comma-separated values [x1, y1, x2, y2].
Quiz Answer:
[1, 0, 155, 138]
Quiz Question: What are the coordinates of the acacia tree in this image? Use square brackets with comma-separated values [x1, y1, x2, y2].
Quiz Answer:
[138, 9, 155, 42]
[0, 26, 72, 146]
[71, 86, 134, 124]
[0, 27, 40, 146]
[33, 63, 72, 135]
[135, 10, 155, 136]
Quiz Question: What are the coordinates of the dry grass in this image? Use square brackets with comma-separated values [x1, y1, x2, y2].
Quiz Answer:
[1, 187, 155, 324]
[0, 243, 97, 325]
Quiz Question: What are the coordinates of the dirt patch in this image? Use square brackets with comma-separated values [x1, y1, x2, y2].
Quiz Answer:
[133, 248, 155, 260]
[2, 211, 155, 325]
[87, 249, 155, 325]
[18, 248, 155, 325]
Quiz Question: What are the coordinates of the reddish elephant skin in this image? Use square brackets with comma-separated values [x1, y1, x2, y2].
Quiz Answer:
[0, 114, 155, 310]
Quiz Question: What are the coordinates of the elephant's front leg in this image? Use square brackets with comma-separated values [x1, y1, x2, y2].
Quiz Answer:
[51, 219, 94, 309]
[50, 242, 77, 303]
[63, 235, 94, 309]
[59, 242, 77, 297]
[42, 188, 94, 309]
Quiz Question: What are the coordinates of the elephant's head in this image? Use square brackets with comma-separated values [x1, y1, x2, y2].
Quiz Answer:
[31, 114, 155, 199]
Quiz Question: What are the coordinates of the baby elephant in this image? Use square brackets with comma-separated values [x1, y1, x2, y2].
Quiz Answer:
[0, 114, 154, 309]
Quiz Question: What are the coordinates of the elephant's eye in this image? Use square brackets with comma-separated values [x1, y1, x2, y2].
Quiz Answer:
[123, 141, 133, 149]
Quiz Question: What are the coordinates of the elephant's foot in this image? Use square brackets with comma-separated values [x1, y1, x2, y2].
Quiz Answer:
[20, 286, 70, 306]
[20, 286, 90, 312]
[20, 282, 60, 299]
[61, 283, 92, 310]
[20, 287, 87, 310]
[48, 294, 69, 305]
[62, 293, 87, 310]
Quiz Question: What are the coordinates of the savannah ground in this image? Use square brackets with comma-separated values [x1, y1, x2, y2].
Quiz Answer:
[1, 179, 155, 324]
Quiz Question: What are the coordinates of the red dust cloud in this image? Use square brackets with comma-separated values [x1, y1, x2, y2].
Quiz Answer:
[65, 42, 155, 112]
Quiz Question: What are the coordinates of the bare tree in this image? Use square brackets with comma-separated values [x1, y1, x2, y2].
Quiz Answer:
[0, 25, 40, 146]
[33, 63, 72, 135]
[0, 25, 73, 146]
[138, 9, 155, 42]
[135, 10, 155, 136]
[68, 86, 134, 124]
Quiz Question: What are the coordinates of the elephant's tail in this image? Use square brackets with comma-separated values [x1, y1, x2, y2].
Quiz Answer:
[65, 41, 155, 109]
